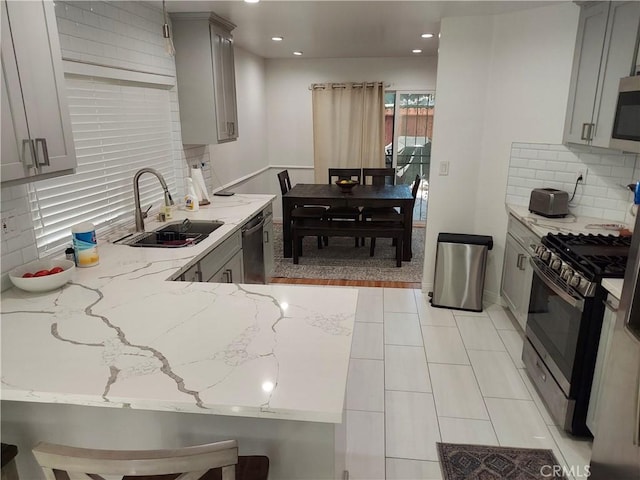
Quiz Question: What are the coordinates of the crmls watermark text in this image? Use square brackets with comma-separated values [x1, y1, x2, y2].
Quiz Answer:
[541, 464, 591, 478]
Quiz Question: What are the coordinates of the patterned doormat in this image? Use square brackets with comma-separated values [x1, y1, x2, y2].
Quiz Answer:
[437, 443, 567, 480]
[271, 223, 425, 283]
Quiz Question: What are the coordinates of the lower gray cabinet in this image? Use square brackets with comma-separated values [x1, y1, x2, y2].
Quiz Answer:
[181, 263, 200, 282]
[176, 230, 243, 284]
[207, 250, 243, 284]
[263, 208, 274, 281]
[586, 293, 618, 434]
[201, 231, 243, 283]
[501, 215, 538, 331]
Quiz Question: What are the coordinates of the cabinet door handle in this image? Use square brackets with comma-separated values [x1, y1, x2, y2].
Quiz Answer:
[264, 231, 269, 243]
[535, 359, 547, 382]
[22, 139, 37, 168]
[223, 269, 233, 283]
[35, 138, 50, 166]
[581, 123, 589, 140]
[580, 122, 594, 141]
[517, 253, 526, 270]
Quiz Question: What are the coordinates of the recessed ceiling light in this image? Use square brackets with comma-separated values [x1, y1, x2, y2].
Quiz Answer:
[412, 49, 422, 54]
[293, 51, 303, 56]
[421, 33, 434, 39]
[271, 36, 284, 41]
[244, 0, 259, 3]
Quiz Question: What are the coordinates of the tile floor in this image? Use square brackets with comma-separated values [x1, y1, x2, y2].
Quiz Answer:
[344, 287, 593, 480]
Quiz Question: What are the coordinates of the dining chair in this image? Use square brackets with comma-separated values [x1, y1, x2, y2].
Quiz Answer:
[368, 174, 421, 257]
[278, 170, 326, 249]
[326, 168, 363, 247]
[361, 168, 397, 231]
[32, 440, 269, 480]
[362, 168, 396, 186]
[328, 168, 362, 184]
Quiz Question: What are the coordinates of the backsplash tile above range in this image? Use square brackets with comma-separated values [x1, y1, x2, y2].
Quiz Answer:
[506, 142, 639, 223]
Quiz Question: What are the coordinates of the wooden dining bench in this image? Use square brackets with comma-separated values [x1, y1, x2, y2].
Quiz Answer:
[292, 219, 404, 267]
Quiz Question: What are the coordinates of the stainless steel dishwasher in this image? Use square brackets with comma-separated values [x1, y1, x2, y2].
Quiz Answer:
[242, 212, 266, 284]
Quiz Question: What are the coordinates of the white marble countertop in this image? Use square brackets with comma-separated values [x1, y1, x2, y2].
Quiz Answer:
[506, 204, 631, 238]
[0, 194, 358, 424]
[601, 278, 623, 300]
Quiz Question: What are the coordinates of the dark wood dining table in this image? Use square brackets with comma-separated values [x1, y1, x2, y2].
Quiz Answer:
[282, 183, 415, 261]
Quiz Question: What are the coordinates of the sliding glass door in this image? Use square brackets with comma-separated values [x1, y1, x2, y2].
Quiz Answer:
[385, 91, 434, 223]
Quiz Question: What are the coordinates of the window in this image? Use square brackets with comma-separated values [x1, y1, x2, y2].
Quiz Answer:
[29, 75, 175, 255]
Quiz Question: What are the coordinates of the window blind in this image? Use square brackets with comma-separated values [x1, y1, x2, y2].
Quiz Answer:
[29, 75, 175, 255]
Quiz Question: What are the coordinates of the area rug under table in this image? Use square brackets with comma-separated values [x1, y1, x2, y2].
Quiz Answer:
[271, 223, 425, 283]
[437, 442, 566, 480]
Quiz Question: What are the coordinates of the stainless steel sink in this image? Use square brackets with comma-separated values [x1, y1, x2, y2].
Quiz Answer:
[156, 220, 224, 236]
[125, 220, 224, 248]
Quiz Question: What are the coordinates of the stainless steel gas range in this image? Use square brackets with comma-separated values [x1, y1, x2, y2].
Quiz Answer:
[524, 233, 631, 436]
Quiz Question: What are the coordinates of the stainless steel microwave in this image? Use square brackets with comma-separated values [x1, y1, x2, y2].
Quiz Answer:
[610, 75, 640, 153]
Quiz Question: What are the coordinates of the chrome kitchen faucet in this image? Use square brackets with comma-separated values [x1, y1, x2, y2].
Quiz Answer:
[133, 168, 175, 232]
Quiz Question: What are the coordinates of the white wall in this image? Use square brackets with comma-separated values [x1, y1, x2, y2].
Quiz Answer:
[264, 56, 437, 217]
[424, 3, 580, 302]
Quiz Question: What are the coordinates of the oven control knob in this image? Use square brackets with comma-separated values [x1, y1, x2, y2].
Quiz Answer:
[551, 259, 562, 271]
[561, 267, 574, 282]
[541, 250, 551, 262]
[569, 275, 582, 289]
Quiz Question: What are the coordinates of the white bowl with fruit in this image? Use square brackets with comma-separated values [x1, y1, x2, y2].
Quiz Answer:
[9, 259, 75, 293]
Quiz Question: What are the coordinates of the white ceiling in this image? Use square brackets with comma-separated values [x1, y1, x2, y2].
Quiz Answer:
[164, 1, 561, 59]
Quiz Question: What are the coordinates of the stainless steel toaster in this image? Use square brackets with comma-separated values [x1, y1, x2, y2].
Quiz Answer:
[528, 188, 569, 218]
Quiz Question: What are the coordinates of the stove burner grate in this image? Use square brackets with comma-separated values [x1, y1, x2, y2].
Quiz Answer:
[543, 234, 631, 280]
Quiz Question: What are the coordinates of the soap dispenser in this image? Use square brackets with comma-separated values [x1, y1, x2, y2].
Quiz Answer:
[185, 178, 199, 212]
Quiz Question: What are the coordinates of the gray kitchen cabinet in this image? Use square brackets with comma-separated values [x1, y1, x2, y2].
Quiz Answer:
[501, 215, 538, 331]
[180, 263, 200, 282]
[263, 205, 274, 281]
[1, 0, 76, 186]
[564, 1, 640, 148]
[208, 250, 243, 284]
[172, 13, 238, 145]
[175, 230, 244, 283]
[586, 293, 618, 434]
[198, 230, 243, 283]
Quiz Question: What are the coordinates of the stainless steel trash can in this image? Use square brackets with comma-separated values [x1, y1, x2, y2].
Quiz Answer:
[431, 233, 493, 312]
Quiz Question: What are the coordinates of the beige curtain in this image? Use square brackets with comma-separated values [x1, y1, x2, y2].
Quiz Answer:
[312, 82, 385, 183]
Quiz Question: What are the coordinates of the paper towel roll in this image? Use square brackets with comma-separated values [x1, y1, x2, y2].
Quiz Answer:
[190, 168, 211, 203]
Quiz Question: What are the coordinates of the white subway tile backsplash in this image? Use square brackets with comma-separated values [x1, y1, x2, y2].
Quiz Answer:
[508, 142, 639, 222]
[554, 172, 575, 183]
[520, 149, 539, 159]
[1, 251, 24, 273]
[611, 166, 634, 178]
[537, 150, 558, 161]
[534, 171, 555, 181]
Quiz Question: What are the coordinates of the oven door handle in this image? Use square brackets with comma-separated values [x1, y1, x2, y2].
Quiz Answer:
[530, 259, 584, 310]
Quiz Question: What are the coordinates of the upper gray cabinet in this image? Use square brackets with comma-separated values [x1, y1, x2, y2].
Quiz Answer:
[564, 1, 640, 149]
[1, 0, 76, 186]
[172, 13, 239, 145]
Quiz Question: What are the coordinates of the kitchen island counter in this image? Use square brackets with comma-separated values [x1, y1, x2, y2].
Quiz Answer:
[1, 194, 357, 480]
